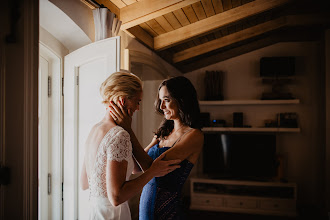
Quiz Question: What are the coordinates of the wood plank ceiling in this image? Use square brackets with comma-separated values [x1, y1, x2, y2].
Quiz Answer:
[96, 0, 330, 73]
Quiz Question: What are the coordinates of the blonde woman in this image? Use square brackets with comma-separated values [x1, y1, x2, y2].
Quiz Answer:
[80, 72, 181, 220]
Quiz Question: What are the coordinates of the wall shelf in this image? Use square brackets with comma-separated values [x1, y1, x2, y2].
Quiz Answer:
[202, 127, 300, 133]
[199, 99, 300, 106]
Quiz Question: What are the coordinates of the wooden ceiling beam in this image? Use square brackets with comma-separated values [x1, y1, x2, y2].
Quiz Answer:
[177, 27, 324, 73]
[120, 0, 200, 30]
[173, 14, 330, 63]
[154, 0, 292, 51]
[173, 17, 286, 63]
[127, 26, 154, 49]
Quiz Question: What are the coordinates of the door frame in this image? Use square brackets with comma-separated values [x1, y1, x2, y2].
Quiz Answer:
[39, 42, 64, 219]
[23, 0, 39, 218]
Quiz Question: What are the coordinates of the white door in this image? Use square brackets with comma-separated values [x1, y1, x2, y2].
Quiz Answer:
[63, 37, 121, 220]
[39, 52, 50, 220]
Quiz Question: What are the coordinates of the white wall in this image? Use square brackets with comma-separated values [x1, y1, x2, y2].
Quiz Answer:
[119, 31, 182, 77]
[40, 27, 69, 57]
[185, 42, 325, 210]
[49, 0, 95, 42]
[40, 0, 92, 52]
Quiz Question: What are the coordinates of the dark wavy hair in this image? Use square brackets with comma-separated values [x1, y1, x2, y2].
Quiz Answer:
[154, 76, 201, 139]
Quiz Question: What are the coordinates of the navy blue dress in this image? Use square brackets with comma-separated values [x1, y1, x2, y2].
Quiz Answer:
[139, 143, 194, 220]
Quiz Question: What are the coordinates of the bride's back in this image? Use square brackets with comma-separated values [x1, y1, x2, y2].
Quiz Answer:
[84, 121, 115, 178]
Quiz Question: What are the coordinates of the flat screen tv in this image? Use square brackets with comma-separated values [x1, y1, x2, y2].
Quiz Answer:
[203, 133, 277, 181]
[260, 57, 295, 77]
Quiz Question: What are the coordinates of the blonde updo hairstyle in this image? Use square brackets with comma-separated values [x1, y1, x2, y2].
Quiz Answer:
[100, 71, 142, 106]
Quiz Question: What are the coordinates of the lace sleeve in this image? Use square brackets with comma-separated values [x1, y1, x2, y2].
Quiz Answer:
[106, 130, 132, 162]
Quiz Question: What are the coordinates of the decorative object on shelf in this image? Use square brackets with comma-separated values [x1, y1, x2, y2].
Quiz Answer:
[198, 86, 301, 132]
[211, 119, 226, 127]
[204, 71, 224, 100]
[233, 112, 243, 127]
[264, 119, 278, 127]
[277, 112, 298, 128]
[92, 7, 121, 41]
[260, 57, 296, 100]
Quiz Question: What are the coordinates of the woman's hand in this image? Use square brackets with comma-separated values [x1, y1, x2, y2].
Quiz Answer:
[109, 101, 132, 131]
[149, 153, 181, 177]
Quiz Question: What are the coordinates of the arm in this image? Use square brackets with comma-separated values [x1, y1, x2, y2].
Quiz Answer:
[161, 129, 204, 164]
[106, 153, 180, 206]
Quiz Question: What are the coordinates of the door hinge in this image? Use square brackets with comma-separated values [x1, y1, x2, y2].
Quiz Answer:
[76, 75, 79, 85]
[48, 76, 51, 97]
[48, 173, 51, 195]
[62, 182, 64, 201]
[62, 77, 64, 96]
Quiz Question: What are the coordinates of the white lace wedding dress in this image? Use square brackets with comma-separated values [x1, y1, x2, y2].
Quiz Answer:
[88, 126, 134, 220]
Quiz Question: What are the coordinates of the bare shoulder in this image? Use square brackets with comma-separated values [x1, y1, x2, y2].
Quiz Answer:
[186, 128, 204, 143]
[86, 123, 100, 141]
[190, 128, 204, 137]
[175, 128, 204, 150]
[89, 122, 116, 142]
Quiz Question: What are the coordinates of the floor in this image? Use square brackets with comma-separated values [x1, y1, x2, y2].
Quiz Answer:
[186, 210, 296, 220]
[130, 195, 328, 220]
[182, 196, 329, 220]
[185, 209, 329, 220]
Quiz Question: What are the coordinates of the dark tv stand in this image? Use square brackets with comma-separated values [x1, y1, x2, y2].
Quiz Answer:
[190, 177, 297, 216]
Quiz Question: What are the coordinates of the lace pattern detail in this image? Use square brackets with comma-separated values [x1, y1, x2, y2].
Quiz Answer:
[106, 131, 131, 162]
[88, 126, 132, 198]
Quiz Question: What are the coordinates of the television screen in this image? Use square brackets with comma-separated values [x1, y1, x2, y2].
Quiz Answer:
[260, 57, 295, 77]
[203, 133, 277, 180]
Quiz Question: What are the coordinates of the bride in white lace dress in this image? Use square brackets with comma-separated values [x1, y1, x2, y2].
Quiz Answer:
[80, 72, 181, 220]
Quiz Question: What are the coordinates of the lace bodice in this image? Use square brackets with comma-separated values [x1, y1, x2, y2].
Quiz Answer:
[88, 126, 134, 198]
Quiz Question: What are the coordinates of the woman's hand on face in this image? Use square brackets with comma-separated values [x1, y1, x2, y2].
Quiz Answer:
[109, 101, 132, 131]
[109, 101, 132, 129]
[149, 153, 181, 177]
